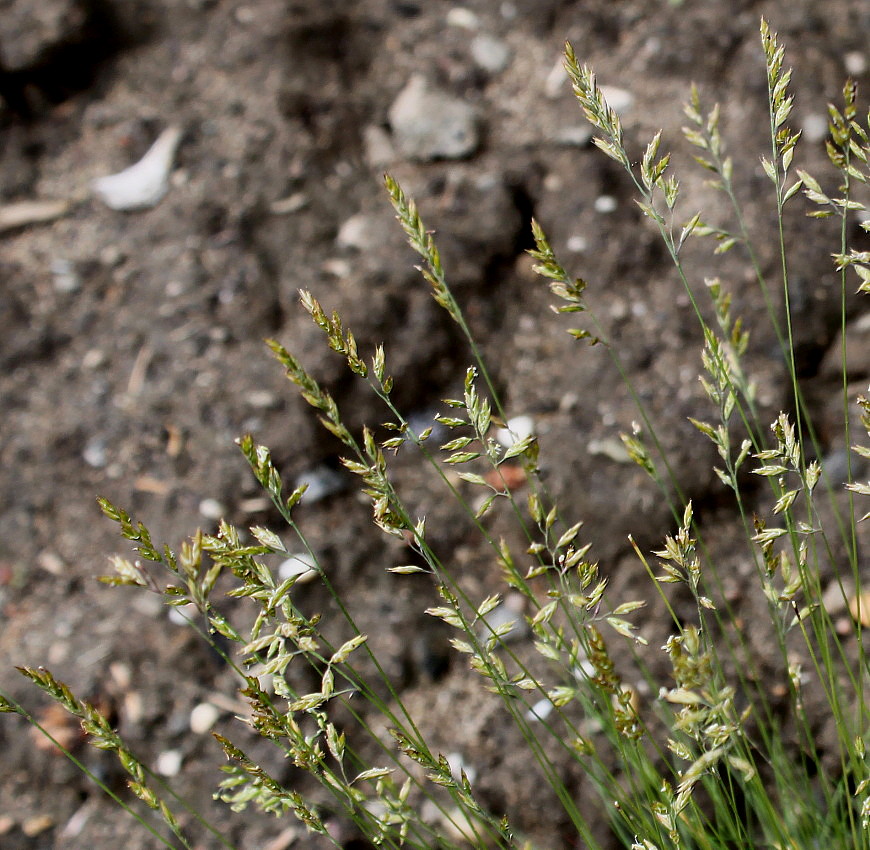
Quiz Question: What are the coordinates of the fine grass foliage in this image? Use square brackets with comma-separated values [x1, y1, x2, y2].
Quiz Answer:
[4, 19, 870, 849]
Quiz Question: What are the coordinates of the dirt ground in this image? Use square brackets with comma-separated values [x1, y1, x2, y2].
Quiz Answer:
[2, 1, 870, 847]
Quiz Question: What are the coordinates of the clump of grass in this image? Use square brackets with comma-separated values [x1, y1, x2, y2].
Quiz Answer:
[4, 18, 870, 849]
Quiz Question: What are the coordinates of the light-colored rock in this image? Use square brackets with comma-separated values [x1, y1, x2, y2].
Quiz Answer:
[198, 497, 225, 520]
[1, 0, 85, 71]
[549, 124, 593, 147]
[446, 7, 479, 29]
[155, 749, 183, 777]
[337, 213, 374, 251]
[363, 124, 396, 168]
[51, 258, 79, 293]
[278, 553, 317, 584]
[600, 85, 634, 114]
[471, 34, 511, 74]
[189, 701, 220, 734]
[389, 76, 479, 161]
[525, 697, 554, 722]
[295, 465, 345, 503]
[594, 195, 617, 214]
[845, 51, 867, 76]
[801, 113, 828, 144]
[93, 127, 183, 211]
[495, 415, 535, 448]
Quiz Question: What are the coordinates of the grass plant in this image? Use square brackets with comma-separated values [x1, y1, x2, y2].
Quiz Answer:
[4, 18, 870, 849]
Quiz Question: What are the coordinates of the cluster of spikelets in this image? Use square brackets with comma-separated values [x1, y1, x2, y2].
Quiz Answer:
[5, 18, 870, 850]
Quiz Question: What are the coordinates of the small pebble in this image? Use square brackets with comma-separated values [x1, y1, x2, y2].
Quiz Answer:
[543, 172, 563, 193]
[22, 815, 54, 837]
[550, 125, 593, 147]
[295, 465, 344, 504]
[155, 749, 183, 777]
[484, 464, 527, 491]
[445, 751, 476, 784]
[389, 75, 480, 161]
[36, 550, 65, 575]
[470, 34, 511, 74]
[845, 51, 867, 76]
[190, 701, 221, 734]
[82, 438, 108, 469]
[82, 348, 106, 369]
[406, 410, 445, 443]
[198, 498, 225, 520]
[51, 259, 80, 293]
[594, 195, 618, 214]
[801, 113, 828, 144]
[525, 697, 554, 722]
[599, 85, 633, 114]
[495, 415, 535, 448]
[363, 124, 396, 168]
[821, 580, 849, 617]
[124, 691, 144, 725]
[566, 234, 588, 253]
[245, 390, 278, 409]
[587, 438, 631, 463]
[278, 553, 317, 584]
[239, 496, 271, 514]
[478, 592, 528, 643]
[545, 57, 567, 98]
[100, 246, 124, 268]
[108, 661, 132, 689]
[234, 5, 255, 24]
[336, 213, 373, 251]
[168, 601, 199, 626]
[321, 258, 352, 278]
[446, 7, 479, 29]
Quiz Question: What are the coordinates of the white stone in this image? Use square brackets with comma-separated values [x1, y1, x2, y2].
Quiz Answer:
[544, 57, 566, 98]
[550, 124, 593, 147]
[336, 213, 373, 251]
[295, 465, 344, 503]
[363, 124, 396, 168]
[155, 749, 183, 777]
[495, 415, 535, 448]
[600, 85, 633, 114]
[389, 75, 479, 161]
[478, 594, 528, 644]
[470, 34, 511, 74]
[525, 697, 554, 722]
[168, 602, 198, 625]
[446, 7, 478, 29]
[594, 195, 617, 214]
[82, 438, 107, 468]
[801, 113, 828, 144]
[93, 127, 182, 211]
[445, 752, 476, 784]
[278, 553, 317, 584]
[51, 258, 80, 293]
[566, 234, 588, 253]
[198, 498, 225, 520]
[190, 702, 221, 734]
[845, 52, 867, 76]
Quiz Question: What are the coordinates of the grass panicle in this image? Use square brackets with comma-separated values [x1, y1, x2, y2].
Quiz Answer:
[5, 18, 870, 850]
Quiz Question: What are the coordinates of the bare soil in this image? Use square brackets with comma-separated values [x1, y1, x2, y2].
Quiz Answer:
[2, 1, 870, 847]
